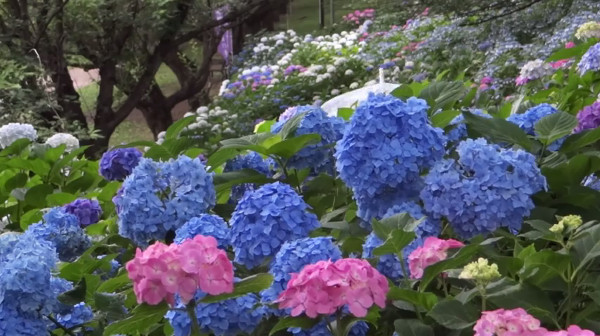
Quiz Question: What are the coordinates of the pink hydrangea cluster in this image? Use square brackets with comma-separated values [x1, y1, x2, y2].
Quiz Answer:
[474, 308, 548, 336]
[342, 9, 375, 25]
[277, 258, 389, 318]
[407, 237, 465, 279]
[546, 325, 597, 336]
[126, 235, 234, 306]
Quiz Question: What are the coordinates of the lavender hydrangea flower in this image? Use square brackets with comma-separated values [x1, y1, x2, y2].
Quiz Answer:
[0, 123, 37, 148]
[63, 198, 102, 227]
[99, 148, 143, 181]
[575, 101, 600, 132]
[578, 42, 600, 75]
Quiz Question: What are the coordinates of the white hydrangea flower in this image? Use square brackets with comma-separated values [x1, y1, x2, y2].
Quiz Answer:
[405, 61, 415, 70]
[331, 89, 340, 96]
[183, 112, 195, 118]
[211, 124, 221, 132]
[349, 82, 359, 89]
[260, 37, 268, 43]
[0, 123, 37, 148]
[196, 106, 209, 115]
[519, 59, 553, 81]
[345, 69, 354, 76]
[45, 133, 79, 152]
[0, 216, 9, 232]
[364, 80, 377, 86]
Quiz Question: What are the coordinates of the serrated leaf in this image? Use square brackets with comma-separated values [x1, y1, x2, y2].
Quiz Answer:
[394, 319, 434, 336]
[280, 111, 309, 139]
[269, 316, 318, 335]
[419, 244, 480, 291]
[463, 111, 535, 152]
[201, 273, 273, 303]
[266, 134, 321, 158]
[58, 277, 87, 305]
[432, 109, 460, 128]
[428, 300, 479, 330]
[337, 107, 354, 121]
[388, 287, 438, 310]
[373, 229, 416, 256]
[0, 138, 31, 156]
[534, 111, 577, 146]
[560, 127, 600, 153]
[165, 116, 195, 139]
[97, 273, 130, 293]
[103, 303, 168, 335]
[24, 184, 53, 208]
[419, 81, 465, 113]
[391, 84, 414, 99]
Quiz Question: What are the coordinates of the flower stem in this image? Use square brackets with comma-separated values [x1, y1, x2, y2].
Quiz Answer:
[46, 315, 77, 336]
[186, 301, 202, 336]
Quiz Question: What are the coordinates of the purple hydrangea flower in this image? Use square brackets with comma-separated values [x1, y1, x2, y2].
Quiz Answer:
[63, 198, 103, 227]
[99, 148, 143, 181]
[575, 101, 600, 132]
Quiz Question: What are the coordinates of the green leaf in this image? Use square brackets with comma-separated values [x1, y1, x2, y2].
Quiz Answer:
[463, 111, 535, 152]
[547, 39, 597, 61]
[46, 192, 78, 207]
[103, 303, 168, 335]
[373, 229, 416, 256]
[213, 169, 274, 194]
[337, 107, 354, 121]
[432, 110, 460, 128]
[486, 280, 557, 323]
[372, 213, 416, 241]
[266, 134, 321, 158]
[94, 292, 127, 320]
[269, 316, 318, 335]
[280, 111, 309, 139]
[572, 223, 600, 276]
[391, 84, 414, 99]
[254, 119, 275, 133]
[207, 148, 244, 170]
[58, 277, 87, 305]
[7, 158, 51, 177]
[165, 115, 195, 139]
[97, 273, 131, 293]
[387, 287, 438, 310]
[24, 184, 54, 208]
[534, 112, 577, 146]
[394, 319, 434, 336]
[520, 250, 570, 284]
[419, 81, 465, 113]
[0, 138, 31, 156]
[541, 153, 600, 191]
[560, 127, 600, 153]
[419, 244, 480, 291]
[98, 181, 121, 202]
[428, 299, 479, 330]
[201, 273, 273, 303]
[20, 209, 42, 229]
[144, 144, 173, 161]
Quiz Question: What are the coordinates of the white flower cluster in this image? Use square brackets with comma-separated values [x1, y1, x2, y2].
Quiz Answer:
[184, 106, 236, 135]
[0, 123, 37, 148]
[519, 59, 553, 81]
[45, 133, 80, 152]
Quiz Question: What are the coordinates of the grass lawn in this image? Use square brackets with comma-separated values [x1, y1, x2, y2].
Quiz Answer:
[278, 0, 350, 35]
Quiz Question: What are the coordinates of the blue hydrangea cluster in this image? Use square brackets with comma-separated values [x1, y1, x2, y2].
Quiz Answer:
[166, 292, 266, 336]
[447, 109, 491, 143]
[26, 208, 91, 261]
[224, 151, 272, 202]
[99, 147, 143, 181]
[420, 138, 546, 238]
[261, 237, 342, 304]
[271, 105, 346, 174]
[229, 182, 320, 269]
[578, 42, 600, 75]
[55, 302, 94, 329]
[289, 319, 369, 336]
[63, 198, 102, 227]
[362, 202, 440, 280]
[507, 103, 564, 150]
[115, 156, 216, 246]
[174, 214, 230, 249]
[335, 93, 446, 222]
[0, 232, 64, 335]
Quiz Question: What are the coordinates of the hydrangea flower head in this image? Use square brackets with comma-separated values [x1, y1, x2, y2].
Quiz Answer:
[578, 42, 600, 75]
[99, 148, 143, 181]
[421, 138, 546, 238]
[116, 156, 216, 246]
[0, 123, 37, 148]
[45, 133, 79, 152]
[290, 319, 368, 336]
[362, 201, 441, 280]
[26, 208, 91, 261]
[459, 258, 501, 284]
[229, 182, 320, 269]
[516, 60, 553, 85]
[545, 325, 597, 336]
[271, 105, 346, 173]
[166, 291, 266, 336]
[335, 93, 446, 222]
[63, 198, 102, 227]
[0, 305, 49, 336]
[262, 237, 342, 304]
[407, 237, 464, 279]
[575, 21, 600, 39]
[473, 308, 548, 336]
[55, 302, 94, 329]
[277, 258, 389, 318]
[126, 235, 234, 305]
[224, 151, 272, 202]
[507, 103, 563, 150]
[575, 101, 600, 132]
[174, 214, 230, 249]
[447, 109, 491, 143]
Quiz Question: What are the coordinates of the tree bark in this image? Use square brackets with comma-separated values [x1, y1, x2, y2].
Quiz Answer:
[137, 85, 174, 138]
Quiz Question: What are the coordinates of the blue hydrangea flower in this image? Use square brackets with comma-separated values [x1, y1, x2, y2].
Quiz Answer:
[335, 94, 446, 222]
[55, 302, 93, 329]
[229, 182, 320, 269]
[224, 152, 272, 202]
[447, 109, 491, 143]
[507, 103, 564, 150]
[0, 231, 69, 334]
[174, 214, 230, 249]
[420, 138, 546, 238]
[115, 156, 216, 246]
[271, 105, 346, 174]
[26, 208, 91, 261]
[354, 183, 423, 224]
[290, 319, 369, 336]
[63, 198, 102, 227]
[362, 202, 440, 281]
[166, 292, 266, 336]
[578, 42, 600, 75]
[261, 237, 342, 304]
[99, 148, 143, 181]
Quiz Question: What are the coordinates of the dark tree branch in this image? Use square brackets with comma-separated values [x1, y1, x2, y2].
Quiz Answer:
[33, 0, 70, 48]
[460, 0, 546, 25]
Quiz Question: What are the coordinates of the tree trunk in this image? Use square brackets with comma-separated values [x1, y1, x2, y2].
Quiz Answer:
[138, 85, 174, 138]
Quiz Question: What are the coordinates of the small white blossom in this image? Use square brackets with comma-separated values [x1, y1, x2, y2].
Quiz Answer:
[0, 123, 37, 148]
[331, 89, 340, 96]
[45, 133, 79, 152]
[349, 82, 359, 89]
[345, 69, 354, 76]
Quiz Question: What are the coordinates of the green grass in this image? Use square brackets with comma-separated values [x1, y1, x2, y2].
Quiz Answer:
[277, 0, 348, 35]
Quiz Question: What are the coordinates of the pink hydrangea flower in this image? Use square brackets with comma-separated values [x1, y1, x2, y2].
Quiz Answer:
[126, 235, 234, 306]
[277, 258, 389, 318]
[407, 237, 464, 279]
[546, 325, 597, 336]
[515, 76, 529, 86]
[565, 41, 576, 48]
[474, 308, 549, 336]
